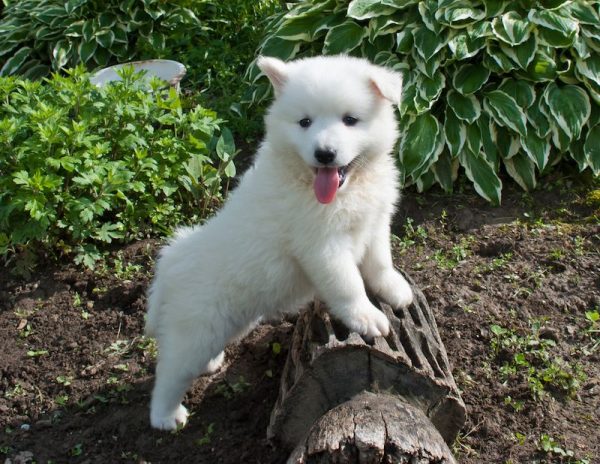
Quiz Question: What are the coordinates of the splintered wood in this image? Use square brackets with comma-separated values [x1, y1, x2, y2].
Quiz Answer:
[268, 273, 466, 463]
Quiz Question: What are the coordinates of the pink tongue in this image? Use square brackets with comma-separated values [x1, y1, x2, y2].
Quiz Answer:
[314, 167, 339, 204]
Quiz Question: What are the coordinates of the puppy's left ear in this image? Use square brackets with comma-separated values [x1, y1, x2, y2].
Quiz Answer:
[369, 67, 403, 106]
[258, 56, 288, 96]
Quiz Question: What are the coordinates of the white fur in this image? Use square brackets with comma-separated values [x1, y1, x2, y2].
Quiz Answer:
[146, 55, 413, 430]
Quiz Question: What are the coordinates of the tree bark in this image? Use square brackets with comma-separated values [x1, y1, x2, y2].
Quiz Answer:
[268, 273, 465, 463]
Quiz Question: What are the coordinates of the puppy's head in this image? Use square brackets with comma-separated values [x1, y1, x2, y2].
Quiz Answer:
[258, 55, 402, 204]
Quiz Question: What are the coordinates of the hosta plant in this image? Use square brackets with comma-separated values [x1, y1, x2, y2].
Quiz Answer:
[0, 66, 237, 268]
[0, 0, 199, 79]
[246, 0, 600, 203]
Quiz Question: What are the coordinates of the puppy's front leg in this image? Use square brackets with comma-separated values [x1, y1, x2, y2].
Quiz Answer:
[298, 247, 390, 339]
[360, 220, 413, 309]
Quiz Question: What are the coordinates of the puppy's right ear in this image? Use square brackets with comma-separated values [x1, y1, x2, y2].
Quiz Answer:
[258, 56, 287, 96]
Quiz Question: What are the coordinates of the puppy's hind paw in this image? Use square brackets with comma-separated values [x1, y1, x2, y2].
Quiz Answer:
[150, 403, 189, 431]
[206, 351, 225, 374]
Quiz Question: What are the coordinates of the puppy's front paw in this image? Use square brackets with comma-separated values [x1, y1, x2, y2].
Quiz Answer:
[378, 270, 414, 309]
[150, 403, 189, 431]
[347, 304, 390, 340]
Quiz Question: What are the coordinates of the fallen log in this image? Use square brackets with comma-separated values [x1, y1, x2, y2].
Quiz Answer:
[268, 273, 466, 463]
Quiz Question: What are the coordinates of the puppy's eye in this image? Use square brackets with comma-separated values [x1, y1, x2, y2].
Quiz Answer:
[342, 115, 359, 126]
[298, 118, 312, 128]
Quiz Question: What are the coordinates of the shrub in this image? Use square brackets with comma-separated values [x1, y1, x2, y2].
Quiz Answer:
[246, 0, 600, 203]
[0, 66, 237, 268]
[0, 0, 199, 78]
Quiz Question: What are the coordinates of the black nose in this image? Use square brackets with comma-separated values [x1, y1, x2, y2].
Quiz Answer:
[314, 148, 336, 165]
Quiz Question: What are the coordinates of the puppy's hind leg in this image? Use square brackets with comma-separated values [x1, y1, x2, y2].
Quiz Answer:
[150, 315, 229, 431]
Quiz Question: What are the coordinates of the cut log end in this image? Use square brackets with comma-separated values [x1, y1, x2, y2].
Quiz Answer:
[288, 392, 457, 464]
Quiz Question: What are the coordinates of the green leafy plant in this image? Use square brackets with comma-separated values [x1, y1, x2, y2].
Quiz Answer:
[538, 434, 590, 463]
[0, 66, 236, 268]
[247, 0, 600, 203]
[490, 320, 586, 400]
[0, 0, 199, 78]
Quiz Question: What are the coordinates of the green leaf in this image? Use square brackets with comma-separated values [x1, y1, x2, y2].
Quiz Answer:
[492, 11, 532, 45]
[0, 47, 31, 76]
[82, 19, 94, 42]
[543, 83, 590, 141]
[478, 113, 498, 167]
[413, 26, 445, 61]
[439, 6, 485, 28]
[498, 79, 535, 109]
[347, 0, 394, 20]
[521, 130, 551, 170]
[78, 39, 97, 63]
[260, 37, 300, 61]
[323, 21, 365, 55]
[52, 41, 71, 70]
[584, 125, 600, 175]
[417, 72, 445, 104]
[465, 123, 481, 156]
[576, 54, 600, 87]
[399, 113, 443, 179]
[501, 35, 537, 70]
[529, 9, 578, 47]
[504, 153, 537, 191]
[523, 52, 557, 82]
[447, 30, 485, 60]
[447, 90, 481, 124]
[459, 150, 502, 205]
[453, 63, 490, 95]
[566, 2, 600, 25]
[216, 128, 235, 161]
[224, 160, 236, 178]
[444, 109, 466, 157]
[484, 90, 528, 136]
[96, 30, 115, 49]
[431, 151, 457, 193]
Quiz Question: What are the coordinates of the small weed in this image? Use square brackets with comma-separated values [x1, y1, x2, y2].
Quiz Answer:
[583, 309, 600, 354]
[573, 236, 585, 256]
[72, 293, 82, 307]
[504, 395, 525, 412]
[0, 445, 12, 455]
[56, 375, 72, 387]
[271, 342, 281, 356]
[538, 434, 589, 463]
[549, 248, 566, 261]
[69, 443, 83, 457]
[394, 217, 429, 252]
[18, 322, 34, 339]
[136, 336, 158, 359]
[27, 349, 49, 357]
[195, 422, 215, 446]
[215, 376, 251, 399]
[54, 394, 69, 406]
[433, 237, 473, 270]
[513, 431, 527, 446]
[4, 384, 25, 399]
[490, 321, 586, 400]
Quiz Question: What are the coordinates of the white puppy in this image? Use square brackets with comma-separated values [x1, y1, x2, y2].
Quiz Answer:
[146, 55, 414, 430]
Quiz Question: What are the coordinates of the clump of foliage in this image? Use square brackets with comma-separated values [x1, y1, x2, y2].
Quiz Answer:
[246, 0, 600, 203]
[162, 1, 279, 110]
[0, 66, 236, 268]
[0, 0, 199, 78]
[490, 321, 586, 400]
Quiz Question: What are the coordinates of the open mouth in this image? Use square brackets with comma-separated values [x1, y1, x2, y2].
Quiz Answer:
[312, 164, 351, 204]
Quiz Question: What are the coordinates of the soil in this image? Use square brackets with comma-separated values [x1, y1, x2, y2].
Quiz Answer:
[1, 177, 599, 464]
